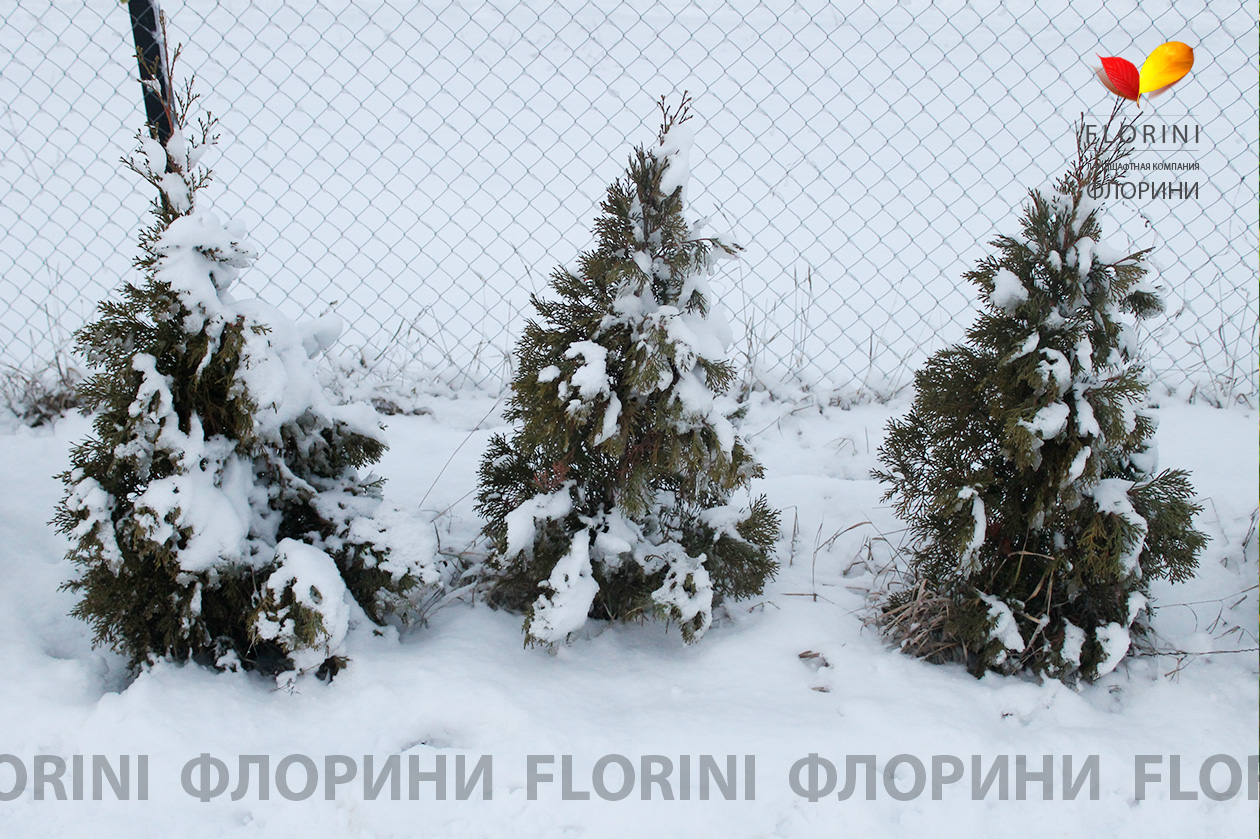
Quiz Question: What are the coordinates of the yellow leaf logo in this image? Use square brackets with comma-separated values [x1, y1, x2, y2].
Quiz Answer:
[1139, 41, 1195, 95]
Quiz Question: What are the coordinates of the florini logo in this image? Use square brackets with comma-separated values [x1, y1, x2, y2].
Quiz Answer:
[1090, 41, 1203, 201]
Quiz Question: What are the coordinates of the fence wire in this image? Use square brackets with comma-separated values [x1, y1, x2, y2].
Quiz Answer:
[2, 1, 1256, 405]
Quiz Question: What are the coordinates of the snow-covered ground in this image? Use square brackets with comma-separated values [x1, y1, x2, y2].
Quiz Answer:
[1, 391, 1254, 837]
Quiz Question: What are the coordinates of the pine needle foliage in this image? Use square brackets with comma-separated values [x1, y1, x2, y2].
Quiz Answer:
[52, 56, 413, 679]
[476, 97, 780, 646]
[874, 104, 1206, 682]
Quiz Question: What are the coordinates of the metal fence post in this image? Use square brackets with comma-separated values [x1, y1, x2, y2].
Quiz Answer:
[127, 0, 173, 145]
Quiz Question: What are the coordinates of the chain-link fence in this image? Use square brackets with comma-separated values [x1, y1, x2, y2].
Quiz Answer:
[2, 1, 1256, 406]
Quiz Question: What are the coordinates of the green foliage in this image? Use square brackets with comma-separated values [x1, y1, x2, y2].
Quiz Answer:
[476, 96, 779, 645]
[874, 105, 1206, 682]
[52, 68, 411, 679]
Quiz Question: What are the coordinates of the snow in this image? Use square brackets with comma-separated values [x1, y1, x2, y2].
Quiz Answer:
[977, 592, 1025, 663]
[1060, 620, 1086, 666]
[1088, 479, 1150, 576]
[61, 476, 122, 572]
[1019, 401, 1070, 441]
[1006, 331, 1039, 363]
[299, 314, 344, 359]
[1073, 387, 1101, 439]
[699, 503, 749, 543]
[1126, 591, 1147, 624]
[657, 122, 694, 200]
[562, 341, 611, 401]
[0, 393, 1254, 836]
[156, 210, 256, 302]
[666, 309, 729, 366]
[989, 268, 1027, 313]
[134, 436, 253, 574]
[591, 507, 639, 560]
[504, 486, 574, 561]
[529, 530, 599, 644]
[347, 504, 440, 588]
[631, 249, 654, 279]
[1129, 439, 1159, 477]
[138, 136, 166, 178]
[164, 128, 187, 172]
[117, 355, 259, 574]
[1093, 622, 1131, 678]
[256, 539, 354, 676]
[649, 542, 713, 636]
[157, 172, 191, 215]
[593, 390, 621, 447]
[1074, 335, 1093, 371]
[1070, 236, 1096, 280]
[1037, 349, 1072, 394]
[232, 297, 381, 440]
[957, 486, 986, 567]
[1064, 445, 1091, 486]
[671, 368, 736, 453]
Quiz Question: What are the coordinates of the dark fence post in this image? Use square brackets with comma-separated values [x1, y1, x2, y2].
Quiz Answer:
[127, 0, 173, 144]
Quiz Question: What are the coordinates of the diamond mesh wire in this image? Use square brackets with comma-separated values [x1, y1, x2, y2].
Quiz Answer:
[2, 2, 1255, 403]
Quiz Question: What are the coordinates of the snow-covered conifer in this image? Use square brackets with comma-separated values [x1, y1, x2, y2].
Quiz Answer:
[53, 65, 422, 680]
[874, 105, 1205, 682]
[476, 96, 779, 645]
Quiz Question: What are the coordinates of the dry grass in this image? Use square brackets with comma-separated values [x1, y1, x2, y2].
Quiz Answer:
[1, 357, 81, 426]
[866, 576, 969, 666]
[857, 524, 975, 668]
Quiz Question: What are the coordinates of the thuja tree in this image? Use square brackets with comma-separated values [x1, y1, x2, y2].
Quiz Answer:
[53, 68, 422, 680]
[874, 105, 1205, 682]
[476, 98, 779, 646]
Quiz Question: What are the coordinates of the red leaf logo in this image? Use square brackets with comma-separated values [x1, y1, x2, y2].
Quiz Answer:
[1097, 55, 1141, 100]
